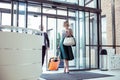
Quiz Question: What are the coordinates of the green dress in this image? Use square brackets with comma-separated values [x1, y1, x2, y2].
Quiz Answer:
[60, 30, 74, 60]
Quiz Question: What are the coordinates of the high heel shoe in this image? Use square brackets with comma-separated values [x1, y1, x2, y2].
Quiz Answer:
[66, 72, 69, 74]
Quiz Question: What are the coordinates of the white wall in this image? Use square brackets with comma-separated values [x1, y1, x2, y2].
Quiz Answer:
[0, 31, 43, 80]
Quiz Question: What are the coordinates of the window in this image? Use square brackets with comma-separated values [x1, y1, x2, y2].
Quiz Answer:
[101, 16, 107, 45]
[0, 2, 11, 9]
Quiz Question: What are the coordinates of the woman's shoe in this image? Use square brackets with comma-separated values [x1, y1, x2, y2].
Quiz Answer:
[64, 71, 69, 74]
[66, 72, 69, 74]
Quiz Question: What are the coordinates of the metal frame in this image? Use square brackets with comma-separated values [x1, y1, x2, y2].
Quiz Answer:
[0, 12, 2, 25]
[88, 12, 91, 69]
[11, 0, 14, 26]
[111, 0, 116, 49]
[16, 1, 19, 27]
[25, 1, 28, 28]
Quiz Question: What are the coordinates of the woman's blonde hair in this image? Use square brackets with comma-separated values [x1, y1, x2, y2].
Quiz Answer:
[64, 20, 69, 27]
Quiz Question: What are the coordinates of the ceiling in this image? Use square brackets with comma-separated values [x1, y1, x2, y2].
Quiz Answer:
[0, 0, 101, 13]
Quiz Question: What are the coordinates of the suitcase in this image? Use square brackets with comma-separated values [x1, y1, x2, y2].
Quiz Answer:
[48, 57, 60, 71]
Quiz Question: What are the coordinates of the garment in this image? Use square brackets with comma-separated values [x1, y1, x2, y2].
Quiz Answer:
[36, 32, 50, 66]
[60, 29, 74, 60]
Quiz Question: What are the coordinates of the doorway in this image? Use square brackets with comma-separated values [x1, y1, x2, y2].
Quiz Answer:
[43, 10, 99, 71]
[0, 1, 101, 71]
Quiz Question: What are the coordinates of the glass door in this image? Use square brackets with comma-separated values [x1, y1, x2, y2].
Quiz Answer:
[78, 11, 99, 69]
[43, 17, 56, 70]
[46, 17, 77, 70]
[45, 12, 99, 71]
[42, 5, 100, 71]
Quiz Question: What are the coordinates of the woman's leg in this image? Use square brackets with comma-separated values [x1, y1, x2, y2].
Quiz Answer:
[64, 59, 69, 73]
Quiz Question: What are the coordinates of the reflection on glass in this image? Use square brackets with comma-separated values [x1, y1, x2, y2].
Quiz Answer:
[101, 17, 107, 45]
[66, 0, 78, 4]
[57, 19, 65, 34]
[57, 10, 67, 16]
[86, 46, 90, 68]
[85, 0, 96, 8]
[27, 15, 41, 30]
[69, 19, 76, 67]
[43, 7, 56, 14]
[47, 18, 56, 59]
[28, 5, 41, 12]
[85, 12, 90, 45]
[19, 3, 25, 11]
[90, 13, 98, 45]
[0, 2, 11, 9]
[19, 15, 25, 27]
[91, 47, 98, 68]
[49, 0, 78, 4]
[79, 0, 84, 6]
[79, 11, 86, 69]
[68, 11, 75, 17]
[19, 3, 25, 28]
[2, 13, 11, 25]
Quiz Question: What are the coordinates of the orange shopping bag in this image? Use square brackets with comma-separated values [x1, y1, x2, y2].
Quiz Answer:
[48, 57, 60, 71]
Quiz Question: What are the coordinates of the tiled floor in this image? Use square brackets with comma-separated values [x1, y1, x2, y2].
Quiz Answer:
[40, 68, 120, 80]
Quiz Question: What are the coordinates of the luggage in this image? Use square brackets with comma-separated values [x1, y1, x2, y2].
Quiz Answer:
[48, 57, 60, 71]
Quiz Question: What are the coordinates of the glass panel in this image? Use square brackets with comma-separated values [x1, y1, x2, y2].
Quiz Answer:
[57, 19, 65, 37]
[13, 2, 16, 27]
[19, 14, 25, 27]
[90, 13, 98, 45]
[85, 12, 90, 45]
[79, 0, 85, 6]
[28, 4, 41, 12]
[90, 47, 98, 68]
[18, 2, 25, 28]
[66, 0, 78, 4]
[57, 9, 67, 16]
[79, 11, 99, 69]
[43, 7, 56, 14]
[27, 4, 42, 30]
[1, 13, 11, 25]
[47, 18, 56, 59]
[12, 2, 26, 28]
[0, 12, 1, 25]
[68, 9, 75, 17]
[101, 16, 107, 45]
[0, 2, 11, 9]
[49, 0, 78, 4]
[101, 16, 113, 45]
[0, 2, 11, 26]
[50, 0, 65, 2]
[79, 11, 86, 69]
[69, 19, 76, 67]
[90, 13, 98, 68]
[86, 46, 90, 68]
[27, 14, 41, 30]
[85, 0, 97, 8]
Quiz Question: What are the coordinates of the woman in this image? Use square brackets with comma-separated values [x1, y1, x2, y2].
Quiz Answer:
[59, 21, 74, 73]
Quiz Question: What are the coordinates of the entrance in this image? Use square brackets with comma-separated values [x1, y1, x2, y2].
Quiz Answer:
[43, 11, 99, 71]
[0, 1, 101, 71]
[45, 17, 76, 70]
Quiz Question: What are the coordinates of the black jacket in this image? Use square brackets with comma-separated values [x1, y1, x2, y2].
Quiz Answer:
[36, 32, 50, 48]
